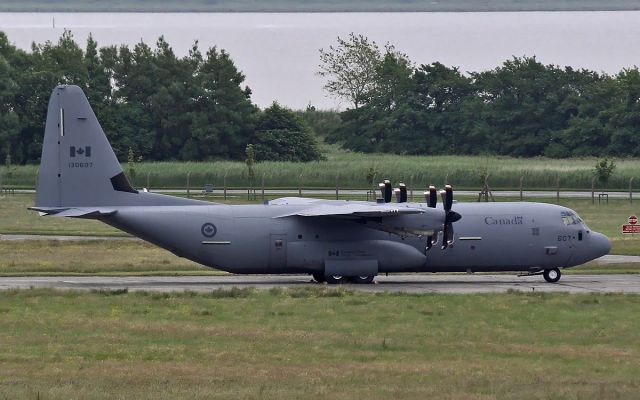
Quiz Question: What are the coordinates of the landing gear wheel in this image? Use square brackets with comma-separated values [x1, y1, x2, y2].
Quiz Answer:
[349, 276, 375, 284]
[312, 273, 325, 283]
[543, 268, 561, 283]
[325, 275, 345, 285]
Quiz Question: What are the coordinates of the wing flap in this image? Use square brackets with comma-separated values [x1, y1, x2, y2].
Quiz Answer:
[274, 203, 424, 219]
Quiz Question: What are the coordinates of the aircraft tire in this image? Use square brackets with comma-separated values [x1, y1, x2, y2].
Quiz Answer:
[312, 273, 325, 283]
[349, 276, 375, 284]
[543, 268, 561, 283]
[325, 275, 346, 284]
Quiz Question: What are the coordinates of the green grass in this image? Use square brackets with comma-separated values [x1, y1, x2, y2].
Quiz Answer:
[0, 240, 213, 275]
[0, 289, 638, 399]
[5, 150, 640, 190]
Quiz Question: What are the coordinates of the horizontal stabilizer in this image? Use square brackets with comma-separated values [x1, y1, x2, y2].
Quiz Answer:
[28, 207, 117, 218]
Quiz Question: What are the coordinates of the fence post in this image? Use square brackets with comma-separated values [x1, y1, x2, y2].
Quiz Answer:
[591, 177, 595, 204]
[409, 175, 414, 202]
[519, 176, 524, 201]
[146, 171, 150, 191]
[335, 174, 339, 200]
[298, 174, 303, 197]
[556, 176, 560, 204]
[262, 173, 265, 202]
[630, 177, 634, 204]
[223, 173, 227, 200]
[186, 172, 191, 197]
[370, 173, 377, 201]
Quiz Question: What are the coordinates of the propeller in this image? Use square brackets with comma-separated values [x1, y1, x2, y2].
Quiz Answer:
[439, 185, 462, 249]
[424, 186, 438, 250]
[378, 183, 386, 201]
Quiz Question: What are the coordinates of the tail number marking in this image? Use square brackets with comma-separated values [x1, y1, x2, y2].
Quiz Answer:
[68, 162, 94, 168]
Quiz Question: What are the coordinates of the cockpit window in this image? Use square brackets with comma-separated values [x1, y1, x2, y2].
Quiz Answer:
[561, 211, 583, 225]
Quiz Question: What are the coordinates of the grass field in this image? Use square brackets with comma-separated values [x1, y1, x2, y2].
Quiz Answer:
[0, 289, 639, 399]
[5, 149, 640, 191]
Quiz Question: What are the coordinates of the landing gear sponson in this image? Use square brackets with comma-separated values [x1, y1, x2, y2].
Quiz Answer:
[312, 273, 375, 284]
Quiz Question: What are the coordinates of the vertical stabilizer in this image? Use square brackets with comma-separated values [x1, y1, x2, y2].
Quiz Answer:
[36, 85, 135, 207]
[35, 85, 206, 208]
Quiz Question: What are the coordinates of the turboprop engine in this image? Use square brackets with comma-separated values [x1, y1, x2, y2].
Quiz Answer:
[377, 181, 461, 250]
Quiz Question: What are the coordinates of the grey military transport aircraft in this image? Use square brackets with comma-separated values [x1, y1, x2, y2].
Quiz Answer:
[30, 85, 611, 284]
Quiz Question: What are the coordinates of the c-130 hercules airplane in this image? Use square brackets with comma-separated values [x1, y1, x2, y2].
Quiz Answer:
[31, 85, 611, 284]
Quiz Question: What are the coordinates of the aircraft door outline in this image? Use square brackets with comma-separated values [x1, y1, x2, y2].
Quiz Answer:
[269, 234, 287, 268]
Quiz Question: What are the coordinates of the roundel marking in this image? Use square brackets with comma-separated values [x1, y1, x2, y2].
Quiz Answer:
[201, 223, 217, 238]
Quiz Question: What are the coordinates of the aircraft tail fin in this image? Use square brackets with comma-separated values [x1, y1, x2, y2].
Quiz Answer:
[35, 85, 205, 208]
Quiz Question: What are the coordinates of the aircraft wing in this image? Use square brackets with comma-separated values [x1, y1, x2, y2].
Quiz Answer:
[28, 207, 117, 218]
[273, 203, 425, 219]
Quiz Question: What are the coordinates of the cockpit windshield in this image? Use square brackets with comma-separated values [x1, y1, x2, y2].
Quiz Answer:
[561, 211, 583, 225]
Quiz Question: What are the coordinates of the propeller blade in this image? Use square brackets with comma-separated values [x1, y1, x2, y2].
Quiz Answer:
[384, 180, 392, 203]
[378, 183, 386, 200]
[444, 184, 453, 212]
[428, 186, 437, 208]
[399, 183, 407, 203]
[441, 225, 449, 250]
[425, 235, 433, 251]
[441, 223, 454, 249]
[394, 188, 401, 203]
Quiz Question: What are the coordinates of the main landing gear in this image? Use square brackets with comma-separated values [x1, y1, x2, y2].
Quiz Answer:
[312, 273, 375, 284]
[519, 267, 562, 283]
[543, 268, 562, 283]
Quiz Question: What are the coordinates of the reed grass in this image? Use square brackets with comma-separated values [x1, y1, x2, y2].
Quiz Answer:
[4, 148, 640, 191]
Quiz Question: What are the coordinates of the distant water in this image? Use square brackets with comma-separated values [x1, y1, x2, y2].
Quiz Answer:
[1, 12, 639, 109]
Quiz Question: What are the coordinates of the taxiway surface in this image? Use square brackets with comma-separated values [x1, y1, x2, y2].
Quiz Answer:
[1, 274, 638, 294]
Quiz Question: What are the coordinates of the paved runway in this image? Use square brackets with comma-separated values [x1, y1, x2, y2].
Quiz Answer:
[1, 274, 638, 293]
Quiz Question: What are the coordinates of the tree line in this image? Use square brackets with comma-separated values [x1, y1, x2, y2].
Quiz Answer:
[3, 31, 639, 165]
[0, 31, 322, 165]
[321, 34, 640, 158]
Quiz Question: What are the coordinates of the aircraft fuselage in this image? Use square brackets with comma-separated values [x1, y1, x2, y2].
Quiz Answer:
[105, 200, 609, 275]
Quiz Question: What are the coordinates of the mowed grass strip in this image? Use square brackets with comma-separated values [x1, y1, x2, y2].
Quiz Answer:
[0, 289, 638, 399]
[2, 239, 639, 275]
[0, 240, 211, 275]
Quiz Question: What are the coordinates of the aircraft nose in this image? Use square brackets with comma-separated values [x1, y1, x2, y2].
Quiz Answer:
[591, 232, 612, 259]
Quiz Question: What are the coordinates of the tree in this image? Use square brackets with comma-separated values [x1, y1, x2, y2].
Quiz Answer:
[0, 51, 21, 165]
[245, 144, 256, 185]
[189, 46, 257, 160]
[593, 158, 616, 189]
[318, 33, 409, 109]
[252, 103, 323, 162]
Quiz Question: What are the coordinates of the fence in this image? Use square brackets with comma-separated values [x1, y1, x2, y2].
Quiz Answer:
[1, 168, 638, 204]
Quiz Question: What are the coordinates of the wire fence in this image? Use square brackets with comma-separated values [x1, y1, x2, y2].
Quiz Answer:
[2, 169, 637, 204]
